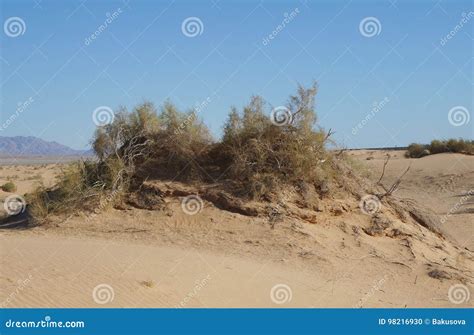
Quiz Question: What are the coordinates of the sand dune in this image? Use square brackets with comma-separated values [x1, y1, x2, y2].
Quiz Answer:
[1, 226, 469, 308]
[351, 151, 474, 249]
[0, 152, 473, 308]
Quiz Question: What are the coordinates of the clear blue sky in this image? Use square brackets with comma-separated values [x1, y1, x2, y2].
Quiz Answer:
[1, 0, 472, 150]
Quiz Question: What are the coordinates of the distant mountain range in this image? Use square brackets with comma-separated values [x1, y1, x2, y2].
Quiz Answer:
[0, 136, 92, 157]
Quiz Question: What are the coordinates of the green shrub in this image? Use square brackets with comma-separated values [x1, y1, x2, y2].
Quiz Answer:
[29, 83, 337, 220]
[27, 159, 124, 222]
[1, 181, 16, 192]
[215, 82, 332, 198]
[429, 140, 447, 154]
[406, 139, 474, 158]
[405, 143, 428, 158]
[445, 138, 474, 154]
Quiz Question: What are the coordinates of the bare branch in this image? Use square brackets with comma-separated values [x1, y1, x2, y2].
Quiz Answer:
[380, 165, 411, 198]
[377, 154, 390, 185]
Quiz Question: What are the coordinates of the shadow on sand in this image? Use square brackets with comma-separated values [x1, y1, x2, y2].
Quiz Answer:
[0, 211, 32, 230]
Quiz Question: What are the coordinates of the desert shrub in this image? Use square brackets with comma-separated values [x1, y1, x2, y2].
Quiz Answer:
[28, 83, 339, 220]
[407, 139, 474, 158]
[1, 181, 16, 192]
[138, 101, 212, 181]
[94, 101, 212, 182]
[405, 143, 429, 158]
[215, 82, 332, 198]
[27, 159, 125, 222]
[428, 140, 447, 154]
[29, 100, 212, 222]
[445, 138, 474, 154]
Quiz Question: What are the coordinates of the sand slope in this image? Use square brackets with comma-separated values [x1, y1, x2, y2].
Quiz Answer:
[351, 151, 473, 250]
[1, 230, 469, 308]
[0, 153, 473, 308]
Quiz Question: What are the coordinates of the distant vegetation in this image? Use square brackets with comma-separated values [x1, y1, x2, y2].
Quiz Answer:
[1, 181, 17, 192]
[28, 83, 341, 222]
[406, 139, 474, 158]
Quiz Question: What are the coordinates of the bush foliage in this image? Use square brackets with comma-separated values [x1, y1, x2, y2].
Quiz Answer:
[29, 83, 336, 221]
[1, 181, 16, 193]
[406, 139, 474, 158]
[215, 83, 331, 197]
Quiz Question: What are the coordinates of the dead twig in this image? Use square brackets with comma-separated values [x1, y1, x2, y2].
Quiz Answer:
[377, 154, 390, 185]
[375, 153, 411, 198]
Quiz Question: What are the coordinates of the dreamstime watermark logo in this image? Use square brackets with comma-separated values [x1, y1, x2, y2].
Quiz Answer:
[176, 274, 212, 307]
[4, 17, 26, 37]
[262, 8, 300, 46]
[270, 284, 292, 304]
[440, 12, 474, 46]
[440, 189, 473, 224]
[0, 97, 34, 132]
[181, 195, 203, 215]
[92, 284, 114, 304]
[359, 195, 381, 215]
[359, 17, 381, 37]
[92, 106, 115, 126]
[355, 274, 389, 307]
[84, 7, 123, 46]
[3, 195, 27, 216]
[181, 17, 203, 37]
[448, 284, 470, 304]
[1, 274, 33, 308]
[448, 106, 470, 126]
[4, 316, 85, 329]
[270, 106, 293, 126]
[352, 97, 389, 135]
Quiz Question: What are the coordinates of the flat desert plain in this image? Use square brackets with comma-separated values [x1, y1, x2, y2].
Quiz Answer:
[0, 152, 472, 308]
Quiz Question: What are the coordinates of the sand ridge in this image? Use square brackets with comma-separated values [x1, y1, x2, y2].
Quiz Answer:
[0, 152, 473, 308]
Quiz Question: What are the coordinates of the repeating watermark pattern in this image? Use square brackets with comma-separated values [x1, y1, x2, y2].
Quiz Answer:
[1, 274, 33, 308]
[440, 12, 474, 46]
[270, 284, 292, 304]
[3, 17, 26, 37]
[175, 274, 212, 307]
[181, 17, 204, 37]
[174, 97, 212, 135]
[84, 8, 123, 46]
[3, 194, 27, 216]
[262, 8, 300, 46]
[270, 106, 293, 126]
[181, 195, 204, 215]
[448, 284, 470, 305]
[355, 274, 389, 307]
[359, 17, 381, 38]
[352, 97, 389, 135]
[440, 189, 473, 224]
[92, 284, 115, 304]
[92, 106, 115, 126]
[0, 97, 34, 132]
[448, 106, 470, 127]
[359, 195, 381, 215]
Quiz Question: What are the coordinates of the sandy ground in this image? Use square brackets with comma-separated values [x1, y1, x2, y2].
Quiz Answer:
[350, 150, 474, 250]
[0, 163, 60, 195]
[0, 232, 463, 308]
[0, 153, 472, 308]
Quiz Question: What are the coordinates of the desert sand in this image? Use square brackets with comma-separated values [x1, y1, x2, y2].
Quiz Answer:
[350, 150, 474, 250]
[0, 152, 472, 308]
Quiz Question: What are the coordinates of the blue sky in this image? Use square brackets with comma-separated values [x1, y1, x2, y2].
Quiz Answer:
[0, 0, 472, 150]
